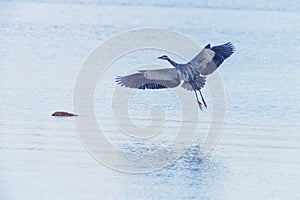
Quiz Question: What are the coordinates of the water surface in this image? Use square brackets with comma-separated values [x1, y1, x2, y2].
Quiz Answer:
[1, 1, 300, 199]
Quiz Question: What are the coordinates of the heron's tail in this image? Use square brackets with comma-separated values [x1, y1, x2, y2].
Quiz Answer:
[181, 76, 206, 91]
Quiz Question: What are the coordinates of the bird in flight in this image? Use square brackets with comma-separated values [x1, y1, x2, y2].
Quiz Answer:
[116, 42, 235, 110]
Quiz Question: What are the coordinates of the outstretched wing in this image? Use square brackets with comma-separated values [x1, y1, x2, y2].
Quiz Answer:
[200, 42, 235, 75]
[188, 46, 215, 71]
[116, 68, 181, 89]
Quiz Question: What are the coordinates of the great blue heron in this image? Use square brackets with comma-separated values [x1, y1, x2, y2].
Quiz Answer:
[116, 42, 235, 110]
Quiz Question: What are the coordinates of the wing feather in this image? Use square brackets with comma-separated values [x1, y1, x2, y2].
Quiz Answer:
[188, 42, 235, 76]
[201, 42, 235, 75]
[116, 68, 181, 90]
[188, 47, 215, 70]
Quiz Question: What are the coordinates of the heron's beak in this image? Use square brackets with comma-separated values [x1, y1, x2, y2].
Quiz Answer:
[157, 56, 163, 59]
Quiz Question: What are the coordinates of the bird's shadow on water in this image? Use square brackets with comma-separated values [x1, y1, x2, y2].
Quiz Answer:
[159, 144, 225, 179]
[118, 145, 227, 199]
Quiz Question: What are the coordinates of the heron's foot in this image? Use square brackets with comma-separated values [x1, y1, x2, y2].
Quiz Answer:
[197, 101, 203, 110]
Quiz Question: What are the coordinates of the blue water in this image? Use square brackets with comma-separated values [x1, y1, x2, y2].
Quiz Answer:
[1, 1, 300, 199]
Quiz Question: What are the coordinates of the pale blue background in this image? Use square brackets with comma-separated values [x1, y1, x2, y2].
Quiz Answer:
[1, 0, 300, 199]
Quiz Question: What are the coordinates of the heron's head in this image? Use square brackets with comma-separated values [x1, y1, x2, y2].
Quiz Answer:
[157, 55, 169, 60]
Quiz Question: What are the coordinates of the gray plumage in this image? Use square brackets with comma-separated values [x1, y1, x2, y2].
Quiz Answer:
[116, 42, 235, 109]
[116, 68, 180, 89]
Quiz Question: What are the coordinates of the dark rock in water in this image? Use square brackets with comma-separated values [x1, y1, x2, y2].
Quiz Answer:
[52, 111, 78, 117]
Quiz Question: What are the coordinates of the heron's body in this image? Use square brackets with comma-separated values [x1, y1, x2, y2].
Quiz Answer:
[177, 63, 197, 82]
[116, 42, 235, 109]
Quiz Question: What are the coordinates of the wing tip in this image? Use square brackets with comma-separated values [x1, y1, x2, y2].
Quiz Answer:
[225, 42, 235, 53]
[115, 75, 121, 82]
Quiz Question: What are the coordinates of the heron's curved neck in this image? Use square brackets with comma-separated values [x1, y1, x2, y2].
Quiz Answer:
[166, 58, 178, 67]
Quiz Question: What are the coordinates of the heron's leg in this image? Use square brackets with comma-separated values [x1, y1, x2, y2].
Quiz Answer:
[199, 90, 207, 108]
[194, 90, 202, 110]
